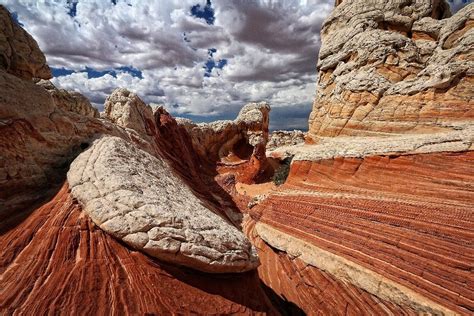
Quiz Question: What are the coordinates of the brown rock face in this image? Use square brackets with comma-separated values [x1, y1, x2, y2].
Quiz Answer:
[0, 5, 51, 80]
[38, 80, 99, 118]
[0, 70, 109, 218]
[308, 0, 473, 139]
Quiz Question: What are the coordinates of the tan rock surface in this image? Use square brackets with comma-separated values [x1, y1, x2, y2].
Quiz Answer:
[266, 130, 305, 151]
[68, 136, 259, 273]
[38, 80, 99, 118]
[308, 0, 473, 139]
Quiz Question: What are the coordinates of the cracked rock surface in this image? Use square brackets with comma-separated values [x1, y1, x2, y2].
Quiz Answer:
[67, 136, 259, 273]
[0, 5, 51, 80]
[309, 0, 473, 139]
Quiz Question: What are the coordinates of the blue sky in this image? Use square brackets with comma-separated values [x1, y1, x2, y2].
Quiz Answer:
[5, 0, 472, 130]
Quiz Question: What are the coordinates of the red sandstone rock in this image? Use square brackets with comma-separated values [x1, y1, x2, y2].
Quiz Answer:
[254, 151, 474, 314]
[244, 219, 418, 315]
[0, 183, 279, 315]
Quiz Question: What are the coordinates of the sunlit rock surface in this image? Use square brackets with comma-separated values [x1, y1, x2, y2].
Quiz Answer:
[308, 0, 473, 139]
[68, 136, 259, 273]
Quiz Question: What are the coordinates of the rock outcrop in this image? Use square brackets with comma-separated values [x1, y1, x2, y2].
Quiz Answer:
[104, 88, 155, 136]
[0, 69, 108, 218]
[0, 5, 51, 80]
[266, 130, 306, 151]
[38, 80, 99, 118]
[308, 0, 473, 139]
[68, 136, 259, 273]
[178, 102, 272, 183]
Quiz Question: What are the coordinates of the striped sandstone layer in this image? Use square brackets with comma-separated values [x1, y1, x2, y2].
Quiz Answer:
[243, 219, 419, 315]
[253, 150, 474, 315]
[0, 183, 279, 315]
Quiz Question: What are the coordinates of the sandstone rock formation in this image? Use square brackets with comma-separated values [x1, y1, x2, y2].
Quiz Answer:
[68, 136, 259, 273]
[266, 130, 306, 151]
[0, 5, 51, 80]
[38, 80, 99, 118]
[0, 69, 108, 219]
[178, 102, 272, 183]
[0, 183, 279, 315]
[2, 1, 473, 315]
[244, 1, 474, 314]
[308, 0, 473, 139]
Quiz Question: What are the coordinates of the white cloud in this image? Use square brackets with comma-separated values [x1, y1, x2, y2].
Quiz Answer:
[4, 0, 335, 130]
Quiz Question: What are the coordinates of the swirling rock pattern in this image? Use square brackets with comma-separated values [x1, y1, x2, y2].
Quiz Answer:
[68, 136, 259, 273]
[0, 183, 279, 315]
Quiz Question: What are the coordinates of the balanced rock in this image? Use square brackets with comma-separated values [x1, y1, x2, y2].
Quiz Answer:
[308, 0, 473, 139]
[67, 136, 259, 273]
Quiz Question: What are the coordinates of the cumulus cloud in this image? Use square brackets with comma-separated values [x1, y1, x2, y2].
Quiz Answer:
[4, 0, 471, 130]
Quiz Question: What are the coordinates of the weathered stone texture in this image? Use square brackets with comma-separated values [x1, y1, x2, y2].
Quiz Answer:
[308, 0, 473, 139]
[0, 5, 51, 80]
[68, 136, 259, 273]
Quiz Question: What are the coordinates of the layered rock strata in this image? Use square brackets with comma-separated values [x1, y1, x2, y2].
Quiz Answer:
[253, 148, 474, 314]
[244, 219, 419, 315]
[308, 1, 474, 139]
[0, 183, 278, 314]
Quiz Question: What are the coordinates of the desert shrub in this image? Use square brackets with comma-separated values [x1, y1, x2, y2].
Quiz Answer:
[272, 156, 293, 186]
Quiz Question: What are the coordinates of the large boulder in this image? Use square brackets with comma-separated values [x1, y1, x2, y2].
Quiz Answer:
[308, 0, 473, 139]
[67, 136, 259, 273]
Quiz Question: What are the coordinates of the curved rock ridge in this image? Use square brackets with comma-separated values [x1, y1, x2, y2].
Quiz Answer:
[0, 5, 51, 80]
[308, 0, 473, 139]
[67, 136, 259, 273]
[243, 218, 419, 315]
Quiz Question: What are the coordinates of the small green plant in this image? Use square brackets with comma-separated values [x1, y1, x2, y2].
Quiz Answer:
[272, 157, 293, 186]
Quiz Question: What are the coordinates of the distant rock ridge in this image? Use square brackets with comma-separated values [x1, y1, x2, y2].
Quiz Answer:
[308, 0, 473, 139]
[177, 102, 272, 183]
